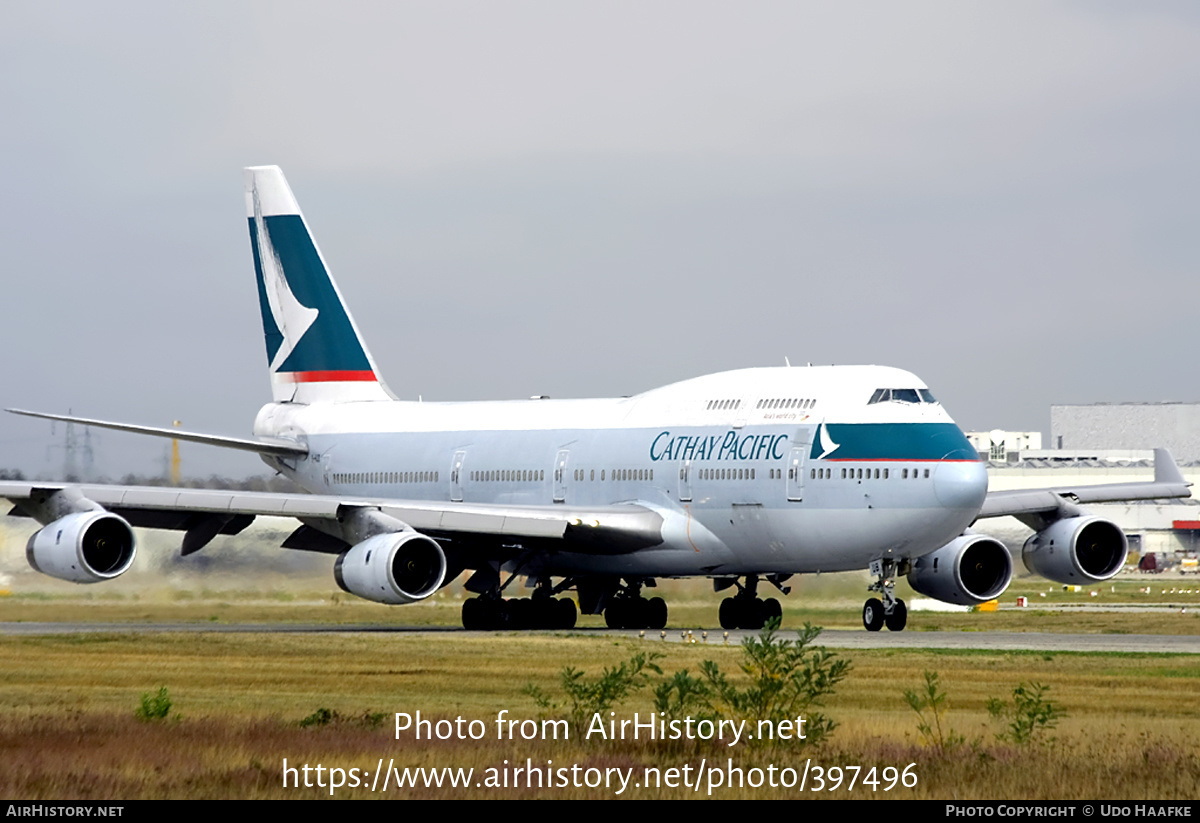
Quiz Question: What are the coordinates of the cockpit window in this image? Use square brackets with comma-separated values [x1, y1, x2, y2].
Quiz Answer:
[868, 388, 938, 405]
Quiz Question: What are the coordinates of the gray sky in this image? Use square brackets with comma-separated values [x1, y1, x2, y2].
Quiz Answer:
[2, 1, 1199, 478]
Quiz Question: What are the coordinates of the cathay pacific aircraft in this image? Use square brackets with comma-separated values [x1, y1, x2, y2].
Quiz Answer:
[2, 167, 1190, 632]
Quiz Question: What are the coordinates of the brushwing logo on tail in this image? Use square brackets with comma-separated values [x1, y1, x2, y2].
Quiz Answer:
[252, 190, 318, 373]
[246, 199, 375, 383]
[243, 165, 394, 404]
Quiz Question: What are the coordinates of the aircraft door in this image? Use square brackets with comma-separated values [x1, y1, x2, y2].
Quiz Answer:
[786, 445, 806, 502]
[450, 450, 466, 502]
[553, 450, 570, 503]
[678, 459, 693, 502]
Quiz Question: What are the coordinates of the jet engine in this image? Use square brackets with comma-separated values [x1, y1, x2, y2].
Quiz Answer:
[907, 534, 1012, 606]
[333, 531, 447, 605]
[1022, 516, 1127, 584]
[26, 511, 136, 584]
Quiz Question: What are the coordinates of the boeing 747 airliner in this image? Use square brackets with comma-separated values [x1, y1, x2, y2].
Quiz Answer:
[3, 167, 1190, 631]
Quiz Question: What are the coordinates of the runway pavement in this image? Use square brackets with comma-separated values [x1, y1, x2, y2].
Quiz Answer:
[1, 621, 1197, 652]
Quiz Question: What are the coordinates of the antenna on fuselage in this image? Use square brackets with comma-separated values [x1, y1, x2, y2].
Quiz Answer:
[784, 357, 791, 367]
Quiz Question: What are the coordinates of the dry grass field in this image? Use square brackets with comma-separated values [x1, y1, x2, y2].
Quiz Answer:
[2, 522, 1198, 799]
[0, 628, 1197, 799]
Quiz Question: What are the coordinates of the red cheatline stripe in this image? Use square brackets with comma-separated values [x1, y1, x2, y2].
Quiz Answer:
[822, 458, 979, 463]
[280, 370, 377, 383]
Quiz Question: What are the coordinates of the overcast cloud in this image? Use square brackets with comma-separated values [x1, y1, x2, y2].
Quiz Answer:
[2, 1, 1198, 477]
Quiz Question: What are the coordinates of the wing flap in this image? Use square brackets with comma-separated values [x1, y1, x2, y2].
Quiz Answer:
[0, 482, 663, 553]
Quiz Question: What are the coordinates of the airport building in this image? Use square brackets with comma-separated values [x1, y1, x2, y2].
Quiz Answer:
[1050, 402, 1200, 463]
[964, 430, 1042, 463]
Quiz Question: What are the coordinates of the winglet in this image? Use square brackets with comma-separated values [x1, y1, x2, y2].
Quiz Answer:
[1154, 448, 1188, 486]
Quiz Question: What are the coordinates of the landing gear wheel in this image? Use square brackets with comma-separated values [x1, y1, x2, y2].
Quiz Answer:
[864, 558, 909, 632]
[463, 597, 506, 630]
[743, 597, 765, 631]
[530, 597, 555, 629]
[719, 598, 738, 630]
[605, 596, 668, 630]
[719, 596, 773, 630]
[646, 597, 668, 630]
[555, 597, 578, 629]
[467, 595, 580, 630]
[862, 598, 884, 632]
[462, 597, 484, 630]
[508, 598, 533, 630]
[885, 599, 907, 632]
[717, 575, 788, 631]
[605, 599, 628, 629]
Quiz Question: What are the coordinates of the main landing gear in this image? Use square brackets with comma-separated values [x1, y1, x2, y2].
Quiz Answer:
[462, 593, 577, 630]
[717, 575, 787, 631]
[862, 558, 907, 632]
[461, 568, 578, 631]
[604, 581, 668, 630]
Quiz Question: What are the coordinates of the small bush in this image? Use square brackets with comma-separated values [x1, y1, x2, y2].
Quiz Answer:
[135, 687, 173, 722]
[697, 621, 850, 746]
[904, 671, 965, 753]
[653, 668, 710, 727]
[986, 682, 1063, 746]
[527, 623, 849, 748]
[298, 707, 387, 729]
[299, 707, 337, 728]
[526, 651, 664, 735]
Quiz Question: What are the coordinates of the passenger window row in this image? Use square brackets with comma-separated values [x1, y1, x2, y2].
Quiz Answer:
[334, 471, 439, 484]
[757, 397, 815, 410]
[808, 466, 931, 480]
[471, 469, 545, 482]
[698, 467, 756, 481]
[567, 468, 656, 482]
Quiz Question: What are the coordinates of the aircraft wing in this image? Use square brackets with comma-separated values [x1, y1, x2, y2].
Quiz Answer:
[975, 448, 1191, 528]
[6, 409, 308, 458]
[0, 481, 664, 556]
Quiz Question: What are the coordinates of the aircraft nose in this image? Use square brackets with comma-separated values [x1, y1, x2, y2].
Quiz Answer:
[933, 460, 988, 512]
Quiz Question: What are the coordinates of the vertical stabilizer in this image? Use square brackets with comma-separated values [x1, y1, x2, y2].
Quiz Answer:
[244, 166, 394, 404]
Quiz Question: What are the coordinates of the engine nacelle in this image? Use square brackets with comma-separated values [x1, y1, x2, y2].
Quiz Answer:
[1022, 516, 1127, 584]
[333, 531, 447, 605]
[26, 511, 136, 584]
[907, 534, 1013, 606]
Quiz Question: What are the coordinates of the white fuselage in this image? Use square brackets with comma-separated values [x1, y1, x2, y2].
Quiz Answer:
[256, 364, 988, 579]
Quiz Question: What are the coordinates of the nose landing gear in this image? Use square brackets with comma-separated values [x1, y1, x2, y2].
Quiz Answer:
[863, 558, 907, 632]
